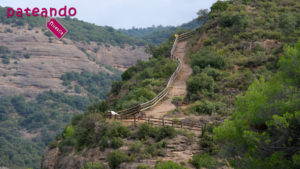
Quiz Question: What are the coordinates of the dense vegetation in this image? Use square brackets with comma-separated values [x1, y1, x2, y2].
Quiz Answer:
[214, 42, 300, 168]
[120, 19, 203, 45]
[183, 0, 300, 168]
[108, 38, 178, 110]
[54, 111, 184, 169]
[60, 70, 121, 101]
[185, 0, 300, 115]
[0, 93, 83, 169]
[0, 6, 146, 46]
[0, 69, 120, 169]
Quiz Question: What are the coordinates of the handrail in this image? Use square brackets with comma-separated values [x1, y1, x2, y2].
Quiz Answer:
[112, 30, 196, 118]
[105, 115, 202, 131]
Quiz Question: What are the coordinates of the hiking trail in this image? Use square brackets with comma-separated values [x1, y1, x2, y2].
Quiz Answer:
[145, 41, 192, 118]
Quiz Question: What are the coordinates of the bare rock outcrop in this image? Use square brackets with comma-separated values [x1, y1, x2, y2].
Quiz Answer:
[0, 24, 149, 98]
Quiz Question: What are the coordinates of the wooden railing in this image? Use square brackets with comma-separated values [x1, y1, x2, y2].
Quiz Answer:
[178, 31, 196, 42]
[110, 30, 196, 119]
[105, 115, 202, 131]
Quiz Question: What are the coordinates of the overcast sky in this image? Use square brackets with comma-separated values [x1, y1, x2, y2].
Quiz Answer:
[1, 0, 217, 29]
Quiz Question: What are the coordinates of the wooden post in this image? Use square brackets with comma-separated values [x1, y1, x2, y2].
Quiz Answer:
[162, 118, 165, 126]
[171, 120, 173, 127]
[181, 121, 183, 128]
[134, 114, 136, 127]
[148, 117, 150, 125]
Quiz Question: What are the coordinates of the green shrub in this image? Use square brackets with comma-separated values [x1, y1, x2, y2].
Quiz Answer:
[200, 133, 214, 150]
[132, 88, 156, 101]
[5, 28, 13, 33]
[136, 123, 176, 141]
[203, 38, 217, 46]
[191, 48, 226, 69]
[1, 55, 10, 64]
[279, 13, 297, 35]
[44, 31, 53, 37]
[202, 66, 222, 81]
[156, 161, 187, 169]
[192, 66, 201, 74]
[80, 162, 105, 169]
[75, 85, 81, 93]
[196, 101, 216, 115]
[108, 122, 131, 138]
[111, 137, 123, 149]
[88, 101, 108, 114]
[156, 126, 176, 141]
[191, 153, 215, 169]
[220, 14, 249, 32]
[279, 44, 300, 85]
[185, 100, 225, 115]
[99, 136, 109, 151]
[145, 144, 158, 156]
[157, 140, 168, 149]
[136, 123, 156, 140]
[0, 46, 10, 54]
[63, 125, 75, 139]
[71, 114, 84, 126]
[144, 141, 166, 157]
[122, 66, 137, 81]
[210, 0, 229, 13]
[129, 141, 143, 153]
[24, 53, 31, 59]
[110, 81, 122, 95]
[187, 73, 217, 100]
[107, 150, 127, 169]
[172, 96, 184, 106]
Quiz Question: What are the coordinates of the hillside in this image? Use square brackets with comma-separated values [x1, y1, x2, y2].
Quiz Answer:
[0, 6, 151, 169]
[41, 0, 300, 169]
[0, 7, 146, 46]
[120, 19, 203, 45]
[0, 24, 148, 98]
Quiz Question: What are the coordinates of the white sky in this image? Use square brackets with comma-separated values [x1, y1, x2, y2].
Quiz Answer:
[0, 0, 217, 29]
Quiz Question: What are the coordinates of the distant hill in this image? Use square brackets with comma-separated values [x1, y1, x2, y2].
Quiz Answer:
[0, 6, 202, 46]
[0, 6, 146, 46]
[120, 18, 203, 44]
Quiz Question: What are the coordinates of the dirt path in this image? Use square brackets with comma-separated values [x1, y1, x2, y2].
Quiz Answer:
[145, 41, 192, 118]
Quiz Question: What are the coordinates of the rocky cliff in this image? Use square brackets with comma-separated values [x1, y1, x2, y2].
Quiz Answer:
[0, 24, 149, 98]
